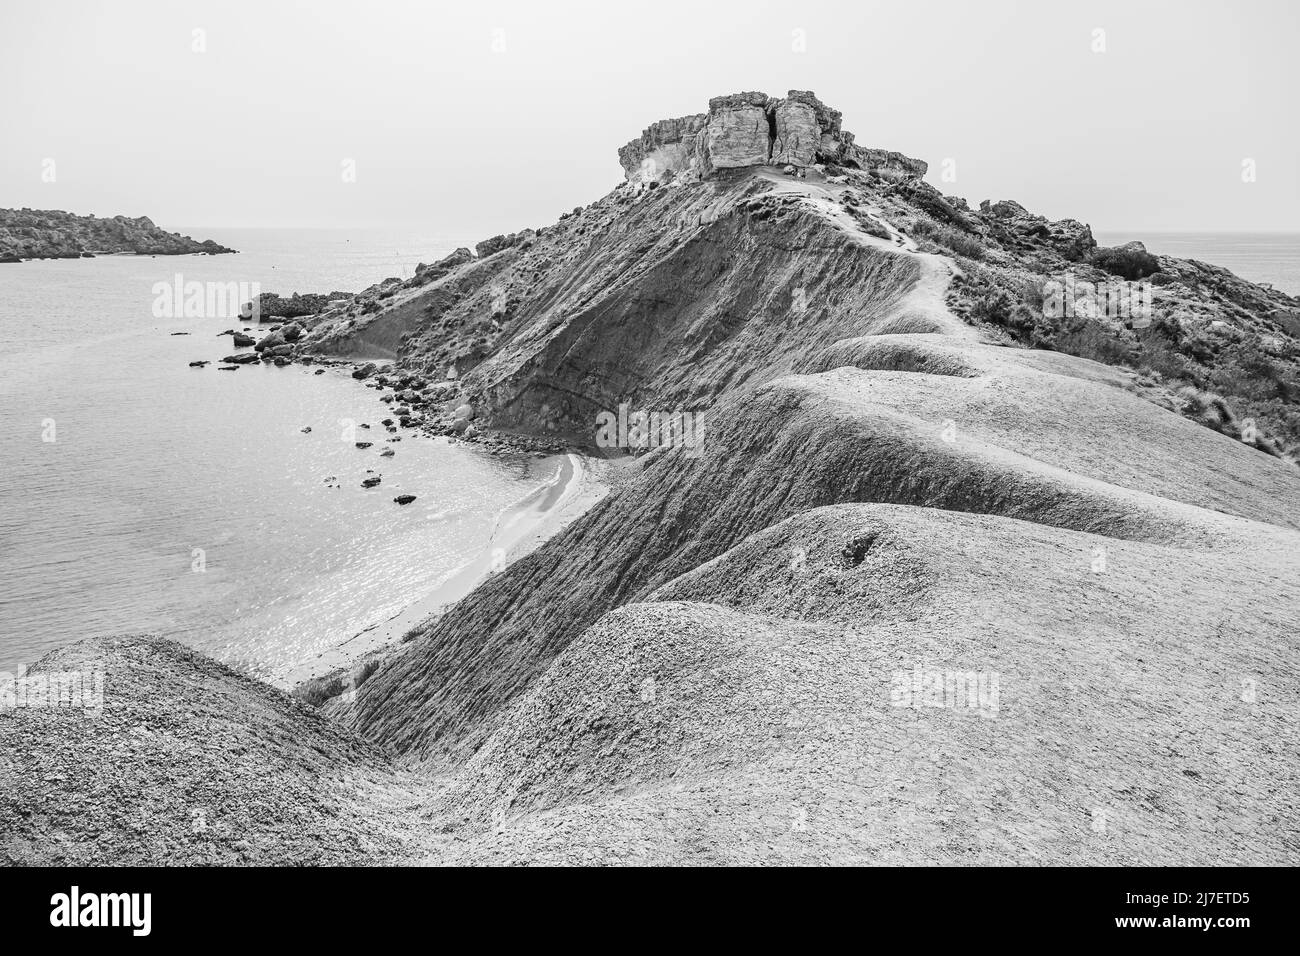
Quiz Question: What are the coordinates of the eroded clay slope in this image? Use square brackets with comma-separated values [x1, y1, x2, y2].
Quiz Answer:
[0, 637, 428, 865]
[358, 337, 1300, 766]
[424, 504, 1297, 864]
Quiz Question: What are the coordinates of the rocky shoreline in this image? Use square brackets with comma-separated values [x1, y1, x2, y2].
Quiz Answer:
[202, 297, 574, 459]
[0, 207, 236, 261]
[180, 301, 618, 697]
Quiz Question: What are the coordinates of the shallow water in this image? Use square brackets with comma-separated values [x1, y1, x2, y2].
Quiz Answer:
[0, 230, 544, 683]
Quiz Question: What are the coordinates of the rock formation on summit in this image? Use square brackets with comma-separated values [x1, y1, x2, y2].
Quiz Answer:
[617, 90, 928, 184]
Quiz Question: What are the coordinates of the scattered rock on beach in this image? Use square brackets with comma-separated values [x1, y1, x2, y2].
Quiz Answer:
[232, 332, 255, 347]
[379, 448, 395, 458]
[393, 494, 416, 505]
[356, 441, 372, 449]
[361, 476, 382, 488]
[222, 352, 260, 364]
[254, 329, 285, 352]
[188, 360, 209, 367]
[301, 426, 312, 433]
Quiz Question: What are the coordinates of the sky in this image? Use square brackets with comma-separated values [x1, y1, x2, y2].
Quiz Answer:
[2, 0, 1297, 235]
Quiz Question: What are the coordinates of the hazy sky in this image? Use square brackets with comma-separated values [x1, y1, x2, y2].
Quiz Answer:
[2, 0, 1297, 235]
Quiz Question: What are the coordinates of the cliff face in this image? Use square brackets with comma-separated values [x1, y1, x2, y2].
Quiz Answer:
[616, 89, 928, 184]
[0, 208, 236, 261]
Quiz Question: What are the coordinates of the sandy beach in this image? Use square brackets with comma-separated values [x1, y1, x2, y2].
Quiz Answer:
[287, 449, 610, 686]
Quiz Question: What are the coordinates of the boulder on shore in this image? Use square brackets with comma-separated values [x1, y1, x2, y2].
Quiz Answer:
[254, 329, 285, 352]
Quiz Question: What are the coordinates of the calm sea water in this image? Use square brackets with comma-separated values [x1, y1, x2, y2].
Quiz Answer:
[0, 229, 547, 684]
[1095, 232, 1300, 296]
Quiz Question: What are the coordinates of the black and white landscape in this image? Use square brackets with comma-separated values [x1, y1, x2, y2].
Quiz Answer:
[1, 0, 1298, 888]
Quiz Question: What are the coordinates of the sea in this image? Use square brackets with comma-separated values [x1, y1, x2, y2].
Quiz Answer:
[1094, 232, 1300, 296]
[0, 228, 561, 685]
[1, 229, 1295, 685]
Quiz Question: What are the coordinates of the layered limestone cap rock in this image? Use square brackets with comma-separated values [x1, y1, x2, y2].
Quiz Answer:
[618, 90, 927, 184]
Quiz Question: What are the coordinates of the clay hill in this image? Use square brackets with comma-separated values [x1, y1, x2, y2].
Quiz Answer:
[3, 91, 1298, 866]
[0, 208, 235, 261]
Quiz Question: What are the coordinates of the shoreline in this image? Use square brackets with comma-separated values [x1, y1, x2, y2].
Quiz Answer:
[286, 448, 609, 689]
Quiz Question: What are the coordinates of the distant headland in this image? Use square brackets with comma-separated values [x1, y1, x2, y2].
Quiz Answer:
[0, 207, 236, 262]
